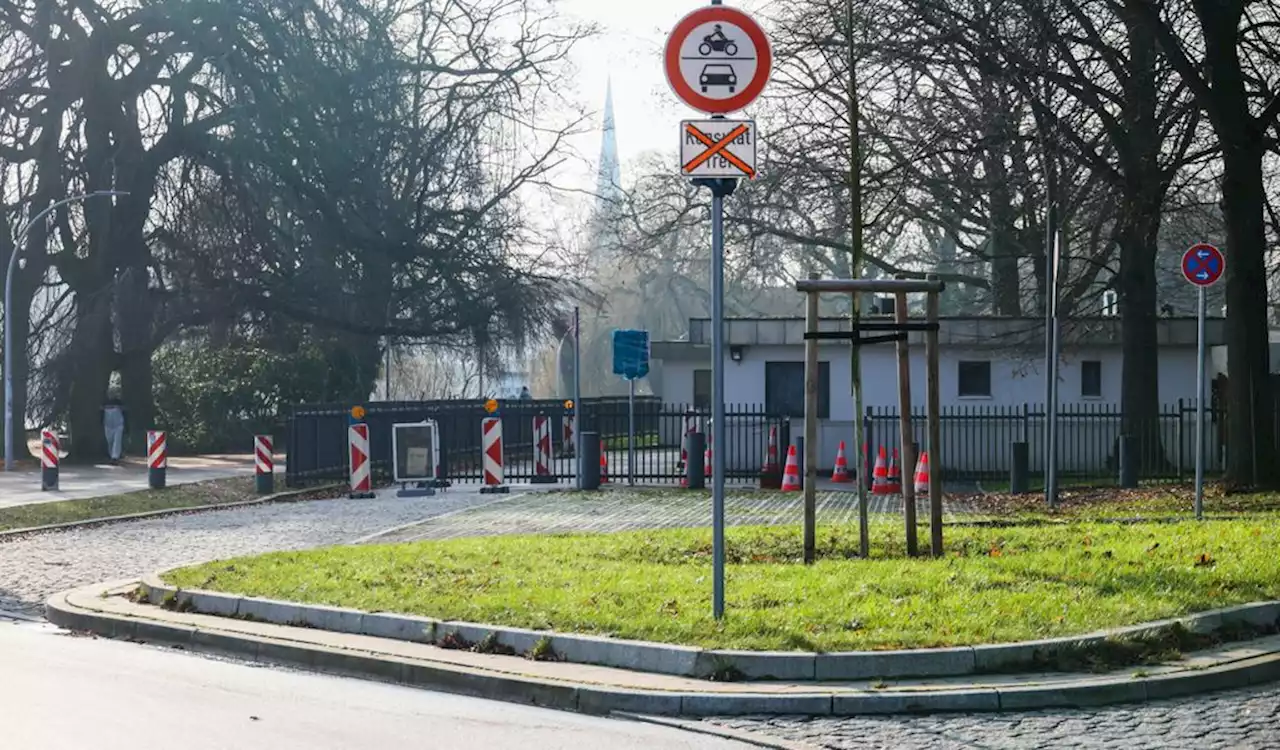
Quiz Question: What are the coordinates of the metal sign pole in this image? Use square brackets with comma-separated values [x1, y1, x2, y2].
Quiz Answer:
[628, 378, 636, 486]
[1195, 285, 1206, 520]
[711, 186, 727, 620]
[573, 306, 582, 490]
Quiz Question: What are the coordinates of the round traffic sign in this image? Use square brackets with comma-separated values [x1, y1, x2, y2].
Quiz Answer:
[664, 5, 772, 115]
[1181, 243, 1225, 287]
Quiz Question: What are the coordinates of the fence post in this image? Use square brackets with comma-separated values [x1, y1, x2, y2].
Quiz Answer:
[686, 431, 706, 490]
[1010, 441, 1029, 494]
[581, 432, 601, 490]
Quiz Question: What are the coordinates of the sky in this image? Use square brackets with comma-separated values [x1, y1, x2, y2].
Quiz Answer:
[555, 0, 768, 190]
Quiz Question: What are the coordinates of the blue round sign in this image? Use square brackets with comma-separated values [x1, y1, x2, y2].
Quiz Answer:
[1182, 243, 1224, 287]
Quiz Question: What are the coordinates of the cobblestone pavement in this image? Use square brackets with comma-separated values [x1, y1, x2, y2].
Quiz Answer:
[0, 492, 501, 617]
[708, 685, 1280, 748]
[360, 487, 975, 544]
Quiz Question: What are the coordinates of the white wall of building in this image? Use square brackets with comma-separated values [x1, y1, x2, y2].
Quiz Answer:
[657, 343, 1215, 475]
[660, 344, 1207, 411]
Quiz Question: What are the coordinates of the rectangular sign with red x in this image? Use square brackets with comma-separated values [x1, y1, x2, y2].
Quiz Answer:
[680, 119, 757, 180]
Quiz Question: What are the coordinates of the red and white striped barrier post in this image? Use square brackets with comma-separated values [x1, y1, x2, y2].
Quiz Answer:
[147, 430, 167, 489]
[532, 414, 556, 484]
[561, 414, 576, 457]
[41, 429, 59, 491]
[481, 416, 509, 494]
[348, 423, 374, 498]
[679, 409, 698, 487]
[255, 435, 274, 494]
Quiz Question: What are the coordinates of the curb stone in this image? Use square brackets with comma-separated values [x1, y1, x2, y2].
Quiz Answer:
[139, 572, 1280, 682]
[45, 580, 1280, 718]
[0, 483, 343, 541]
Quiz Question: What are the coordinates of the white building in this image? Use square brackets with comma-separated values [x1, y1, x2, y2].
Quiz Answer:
[651, 315, 1226, 476]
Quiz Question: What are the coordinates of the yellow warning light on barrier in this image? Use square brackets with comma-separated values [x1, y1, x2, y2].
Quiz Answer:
[351, 405, 366, 420]
[484, 399, 499, 414]
[564, 400, 575, 410]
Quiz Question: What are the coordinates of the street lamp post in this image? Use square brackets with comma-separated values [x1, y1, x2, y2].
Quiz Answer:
[6, 191, 126, 470]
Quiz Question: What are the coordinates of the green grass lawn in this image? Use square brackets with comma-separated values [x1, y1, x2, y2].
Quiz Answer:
[0, 476, 302, 532]
[164, 513, 1280, 652]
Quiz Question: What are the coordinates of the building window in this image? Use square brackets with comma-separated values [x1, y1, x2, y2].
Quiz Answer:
[1081, 360, 1103, 398]
[764, 361, 830, 418]
[957, 361, 991, 398]
[693, 369, 711, 410]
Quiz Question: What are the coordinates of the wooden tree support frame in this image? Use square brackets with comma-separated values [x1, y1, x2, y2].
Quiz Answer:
[796, 273, 946, 559]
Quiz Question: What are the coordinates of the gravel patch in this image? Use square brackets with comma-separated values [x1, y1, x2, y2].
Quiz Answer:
[0, 490, 498, 617]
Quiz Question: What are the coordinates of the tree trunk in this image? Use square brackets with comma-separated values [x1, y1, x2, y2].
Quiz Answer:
[1116, 10, 1168, 474]
[1116, 201, 1164, 472]
[67, 292, 113, 463]
[116, 264, 154, 449]
[1221, 146, 1276, 487]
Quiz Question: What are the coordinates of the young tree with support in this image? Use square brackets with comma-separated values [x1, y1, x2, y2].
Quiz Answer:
[796, 275, 946, 560]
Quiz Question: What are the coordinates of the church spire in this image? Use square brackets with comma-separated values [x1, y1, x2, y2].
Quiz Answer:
[595, 77, 622, 209]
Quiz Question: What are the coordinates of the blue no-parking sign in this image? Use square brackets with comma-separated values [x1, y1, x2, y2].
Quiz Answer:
[1182, 244, 1224, 287]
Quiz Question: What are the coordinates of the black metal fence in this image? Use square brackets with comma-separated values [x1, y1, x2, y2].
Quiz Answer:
[863, 401, 1226, 481]
[285, 398, 784, 487]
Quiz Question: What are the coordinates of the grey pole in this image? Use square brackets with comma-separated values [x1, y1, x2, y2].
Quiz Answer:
[628, 377, 636, 486]
[573, 306, 582, 490]
[6, 191, 126, 471]
[1195, 286, 1205, 520]
[711, 188, 727, 620]
[1047, 228, 1062, 504]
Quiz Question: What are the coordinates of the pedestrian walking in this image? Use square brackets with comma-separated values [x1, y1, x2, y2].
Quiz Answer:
[102, 397, 127, 463]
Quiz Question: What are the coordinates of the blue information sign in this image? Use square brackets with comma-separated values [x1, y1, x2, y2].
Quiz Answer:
[612, 329, 650, 380]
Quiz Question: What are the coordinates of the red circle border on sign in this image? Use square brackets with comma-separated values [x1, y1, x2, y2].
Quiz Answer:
[1182, 243, 1225, 287]
[664, 6, 773, 114]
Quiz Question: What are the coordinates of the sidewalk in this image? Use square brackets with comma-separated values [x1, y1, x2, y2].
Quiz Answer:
[0, 454, 257, 509]
[48, 579, 1280, 718]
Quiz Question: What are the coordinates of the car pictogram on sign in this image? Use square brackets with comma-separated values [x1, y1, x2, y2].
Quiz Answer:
[700, 64, 737, 92]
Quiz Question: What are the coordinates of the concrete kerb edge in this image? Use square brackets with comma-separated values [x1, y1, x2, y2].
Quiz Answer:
[139, 566, 1280, 682]
[0, 483, 344, 541]
[43, 580, 1280, 718]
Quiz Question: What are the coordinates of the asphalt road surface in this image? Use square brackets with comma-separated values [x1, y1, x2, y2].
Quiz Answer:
[1, 616, 750, 750]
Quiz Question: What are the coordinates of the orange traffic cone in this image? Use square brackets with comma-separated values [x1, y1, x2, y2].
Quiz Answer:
[871, 446, 891, 495]
[704, 434, 713, 481]
[887, 448, 902, 494]
[780, 445, 802, 491]
[831, 441, 851, 483]
[914, 451, 931, 494]
[600, 439, 610, 484]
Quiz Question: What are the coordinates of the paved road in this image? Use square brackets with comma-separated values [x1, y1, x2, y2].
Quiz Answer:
[709, 690, 1280, 749]
[1, 488, 1275, 745]
[0, 617, 749, 750]
[0, 454, 259, 509]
